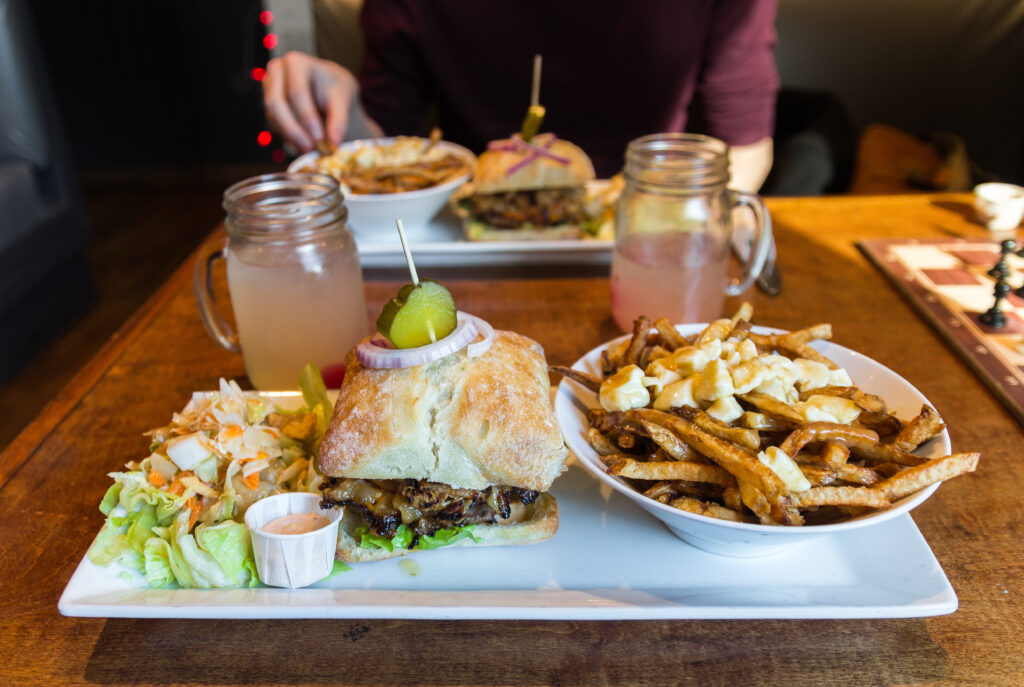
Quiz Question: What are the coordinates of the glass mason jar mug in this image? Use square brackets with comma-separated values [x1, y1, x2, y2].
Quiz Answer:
[610, 134, 772, 331]
[194, 173, 368, 389]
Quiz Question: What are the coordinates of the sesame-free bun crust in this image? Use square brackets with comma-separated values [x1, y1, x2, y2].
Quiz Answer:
[334, 492, 559, 562]
[317, 330, 570, 492]
[473, 137, 595, 194]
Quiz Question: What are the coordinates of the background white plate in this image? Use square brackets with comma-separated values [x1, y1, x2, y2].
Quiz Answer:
[59, 386, 956, 620]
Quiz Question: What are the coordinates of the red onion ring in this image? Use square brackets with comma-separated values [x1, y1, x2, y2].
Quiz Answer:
[356, 312, 488, 369]
[466, 315, 494, 358]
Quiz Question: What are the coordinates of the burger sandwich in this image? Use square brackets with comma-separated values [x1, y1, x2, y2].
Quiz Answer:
[454, 132, 598, 241]
[316, 324, 569, 562]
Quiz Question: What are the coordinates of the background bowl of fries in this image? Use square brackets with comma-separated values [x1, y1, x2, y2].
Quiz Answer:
[554, 323, 960, 557]
[289, 137, 475, 242]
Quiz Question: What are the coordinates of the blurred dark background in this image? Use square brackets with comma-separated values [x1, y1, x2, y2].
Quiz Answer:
[32, 0, 271, 170]
[2, 0, 1023, 449]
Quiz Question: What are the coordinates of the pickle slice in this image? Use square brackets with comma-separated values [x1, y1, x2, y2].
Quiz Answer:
[375, 279, 458, 349]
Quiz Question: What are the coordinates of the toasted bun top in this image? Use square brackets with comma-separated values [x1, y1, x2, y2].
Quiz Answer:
[317, 330, 569, 491]
[473, 136, 595, 194]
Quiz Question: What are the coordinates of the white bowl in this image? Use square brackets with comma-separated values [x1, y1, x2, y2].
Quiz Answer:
[288, 138, 474, 243]
[554, 325, 951, 557]
[244, 492, 343, 588]
[973, 182, 1024, 231]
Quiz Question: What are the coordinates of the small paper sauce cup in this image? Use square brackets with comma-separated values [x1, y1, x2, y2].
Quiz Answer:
[244, 492, 342, 588]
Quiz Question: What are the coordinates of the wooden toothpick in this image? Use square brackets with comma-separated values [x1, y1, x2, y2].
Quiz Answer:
[395, 218, 419, 286]
[531, 54, 542, 108]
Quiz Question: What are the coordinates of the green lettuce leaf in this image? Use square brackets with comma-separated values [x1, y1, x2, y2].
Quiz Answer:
[299, 363, 332, 444]
[98, 483, 122, 516]
[417, 525, 481, 550]
[357, 524, 479, 552]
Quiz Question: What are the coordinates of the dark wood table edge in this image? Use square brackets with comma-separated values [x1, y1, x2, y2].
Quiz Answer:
[0, 237, 211, 493]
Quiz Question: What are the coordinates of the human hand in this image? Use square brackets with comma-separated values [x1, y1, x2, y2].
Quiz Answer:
[263, 51, 361, 152]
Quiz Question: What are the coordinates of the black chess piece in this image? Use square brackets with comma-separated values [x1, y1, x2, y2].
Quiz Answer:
[981, 278, 1011, 328]
[988, 239, 1016, 280]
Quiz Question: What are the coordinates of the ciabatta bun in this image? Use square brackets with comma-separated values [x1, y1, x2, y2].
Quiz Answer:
[318, 330, 569, 492]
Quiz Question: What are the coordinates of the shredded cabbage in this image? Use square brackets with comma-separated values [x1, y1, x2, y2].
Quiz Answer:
[88, 367, 337, 589]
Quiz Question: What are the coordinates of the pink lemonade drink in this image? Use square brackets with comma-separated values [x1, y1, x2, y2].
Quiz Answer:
[610, 231, 729, 332]
[227, 242, 366, 390]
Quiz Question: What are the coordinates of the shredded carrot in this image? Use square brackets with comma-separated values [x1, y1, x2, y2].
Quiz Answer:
[223, 425, 243, 439]
[257, 451, 268, 461]
[166, 470, 194, 497]
[243, 471, 260, 490]
[147, 470, 166, 488]
[187, 497, 202, 531]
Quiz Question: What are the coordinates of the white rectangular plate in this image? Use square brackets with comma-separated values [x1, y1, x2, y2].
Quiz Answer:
[357, 208, 612, 269]
[59, 462, 956, 620]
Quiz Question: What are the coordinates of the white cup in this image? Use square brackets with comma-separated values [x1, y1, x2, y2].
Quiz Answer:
[974, 182, 1024, 231]
[244, 492, 343, 588]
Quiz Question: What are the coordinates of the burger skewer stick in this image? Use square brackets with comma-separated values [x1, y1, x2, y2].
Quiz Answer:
[520, 54, 545, 142]
[394, 218, 435, 343]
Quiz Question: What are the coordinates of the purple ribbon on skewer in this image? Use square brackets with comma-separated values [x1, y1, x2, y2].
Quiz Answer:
[488, 133, 570, 176]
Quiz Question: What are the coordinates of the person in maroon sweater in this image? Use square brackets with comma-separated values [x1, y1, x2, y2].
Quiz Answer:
[263, 0, 778, 190]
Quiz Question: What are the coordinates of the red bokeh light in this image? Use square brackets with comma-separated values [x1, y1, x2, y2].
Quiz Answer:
[259, 10, 273, 25]
[271, 149, 286, 164]
[250, 67, 266, 82]
[257, 130, 272, 147]
[263, 33, 278, 50]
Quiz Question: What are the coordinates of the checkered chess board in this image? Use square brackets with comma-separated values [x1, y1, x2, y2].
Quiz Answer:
[860, 238, 1024, 425]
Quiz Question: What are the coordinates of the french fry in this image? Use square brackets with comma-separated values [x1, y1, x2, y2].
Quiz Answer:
[739, 411, 791, 432]
[551, 366, 603, 393]
[789, 323, 832, 343]
[738, 392, 805, 426]
[669, 496, 747, 522]
[888, 405, 945, 452]
[586, 427, 620, 456]
[625, 316, 652, 366]
[875, 452, 980, 500]
[630, 409, 786, 500]
[821, 441, 850, 467]
[729, 301, 754, 330]
[788, 486, 889, 509]
[674, 406, 760, 452]
[697, 318, 732, 345]
[640, 420, 699, 461]
[653, 317, 686, 350]
[748, 332, 840, 370]
[606, 456, 734, 485]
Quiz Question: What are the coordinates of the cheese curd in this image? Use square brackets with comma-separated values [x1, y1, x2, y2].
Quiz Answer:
[694, 359, 735, 402]
[599, 364, 651, 412]
[757, 446, 812, 493]
[705, 395, 744, 424]
[602, 329, 863, 431]
[794, 394, 862, 425]
[654, 376, 698, 411]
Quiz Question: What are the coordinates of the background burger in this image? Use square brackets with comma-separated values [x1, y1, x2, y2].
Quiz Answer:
[453, 133, 598, 241]
[316, 328, 569, 562]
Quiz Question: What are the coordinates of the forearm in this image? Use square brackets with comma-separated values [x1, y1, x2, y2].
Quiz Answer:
[729, 137, 773, 193]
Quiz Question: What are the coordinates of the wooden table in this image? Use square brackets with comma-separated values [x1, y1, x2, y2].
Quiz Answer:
[2, 194, 1020, 687]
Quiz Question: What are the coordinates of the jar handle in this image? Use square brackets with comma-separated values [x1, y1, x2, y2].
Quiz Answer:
[192, 240, 241, 353]
[726, 191, 772, 297]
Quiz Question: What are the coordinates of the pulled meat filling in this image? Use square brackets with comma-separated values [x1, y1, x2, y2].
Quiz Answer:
[320, 478, 539, 544]
[468, 187, 587, 228]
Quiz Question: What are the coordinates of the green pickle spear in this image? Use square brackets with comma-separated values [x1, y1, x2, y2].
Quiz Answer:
[376, 279, 458, 349]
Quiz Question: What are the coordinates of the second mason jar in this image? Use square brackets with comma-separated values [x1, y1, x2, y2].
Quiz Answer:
[195, 173, 367, 389]
[610, 133, 771, 331]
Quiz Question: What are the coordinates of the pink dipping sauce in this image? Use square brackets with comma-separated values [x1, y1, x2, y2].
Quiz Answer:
[261, 512, 331, 535]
